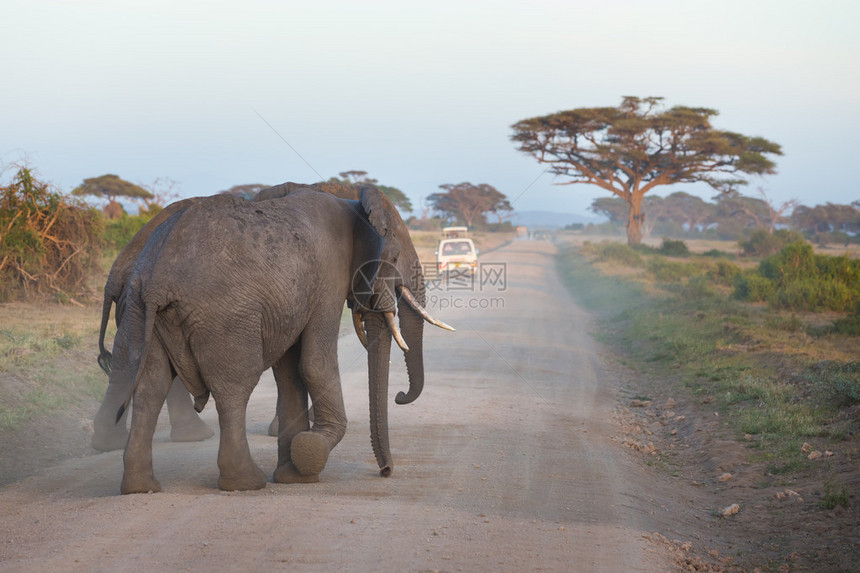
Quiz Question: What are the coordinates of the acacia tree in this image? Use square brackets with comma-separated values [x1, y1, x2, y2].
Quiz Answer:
[330, 170, 413, 212]
[591, 195, 671, 237]
[219, 183, 270, 200]
[589, 197, 627, 223]
[511, 96, 782, 245]
[708, 189, 796, 237]
[72, 174, 153, 219]
[427, 182, 512, 228]
[661, 191, 713, 233]
[754, 188, 798, 234]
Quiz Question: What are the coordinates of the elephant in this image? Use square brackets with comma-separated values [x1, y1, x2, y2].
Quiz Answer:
[91, 198, 214, 452]
[93, 182, 370, 449]
[107, 184, 453, 493]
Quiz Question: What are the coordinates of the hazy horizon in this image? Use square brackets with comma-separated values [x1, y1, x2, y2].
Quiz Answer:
[3, 1, 858, 217]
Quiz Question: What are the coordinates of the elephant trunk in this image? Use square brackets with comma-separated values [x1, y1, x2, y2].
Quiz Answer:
[364, 312, 393, 476]
[395, 295, 425, 405]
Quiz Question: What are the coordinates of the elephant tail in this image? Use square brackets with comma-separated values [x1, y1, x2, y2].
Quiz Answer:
[114, 300, 158, 423]
[97, 292, 114, 375]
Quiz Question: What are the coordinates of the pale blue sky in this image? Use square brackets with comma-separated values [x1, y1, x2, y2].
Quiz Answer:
[3, 0, 858, 217]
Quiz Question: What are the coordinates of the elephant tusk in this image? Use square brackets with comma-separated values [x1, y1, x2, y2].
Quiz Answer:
[384, 311, 410, 353]
[398, 286, 456, 332]
[351, 308, 368, 348]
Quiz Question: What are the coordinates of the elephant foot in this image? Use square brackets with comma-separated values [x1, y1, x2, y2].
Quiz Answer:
[273, 462, 319, 484]
[170, 416, 215, 443]
[121, 472, 162, 495]
[218, 464, 267, 491]
[290, 432, 330, 476]
[91, 426, 129, 452]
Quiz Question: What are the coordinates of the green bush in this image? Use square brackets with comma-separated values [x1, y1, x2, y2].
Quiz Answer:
[776, 279, 853, 312]
[815, 253, 860, 285]
[734, 241, 860, 312]
[759, 241, 818, 284]
[739, 229, 806, 257]
[632, 243, 659, 255]
[585, 242, 643, 266]
[702, 249, 734, 259]
[707, 259, 742, 286]
[681, 276, 717, 300]
[657, 238, 690, 257]
[833, 301, 860, 336]
[733, 271, 775, 302]
[646, 257, 697, 283]
[103, 214, 150, 252]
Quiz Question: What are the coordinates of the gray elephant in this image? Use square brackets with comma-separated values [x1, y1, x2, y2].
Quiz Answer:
[91, 198, 214, 452]
[108, 184, 452, 493]
[93, 182, 367, 448]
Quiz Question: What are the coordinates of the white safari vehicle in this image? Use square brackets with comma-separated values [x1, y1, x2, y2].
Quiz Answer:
[436, 227, 478, 276]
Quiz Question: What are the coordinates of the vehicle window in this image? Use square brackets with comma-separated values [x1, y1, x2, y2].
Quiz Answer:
[441, 241, 472, 255]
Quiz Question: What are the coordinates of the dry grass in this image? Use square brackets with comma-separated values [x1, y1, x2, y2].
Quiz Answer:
[0, 301, 106, 430]
[557, 245, 859, 475]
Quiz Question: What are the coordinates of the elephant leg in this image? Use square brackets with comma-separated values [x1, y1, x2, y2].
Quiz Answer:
[120, 341, 173, 494]
[289, 326, 347, 478]
[267, 402, 280, 437]
[272, 344, 318, 484]
[92, 379, 131, 452]
[166, 377, 215, 443]
[268, 393, 315, 437]
[213, 379, 267, 491]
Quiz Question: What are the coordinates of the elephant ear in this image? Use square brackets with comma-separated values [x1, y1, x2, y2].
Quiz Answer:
[351, 192, 385, 311]
[359, 184, 393, 238]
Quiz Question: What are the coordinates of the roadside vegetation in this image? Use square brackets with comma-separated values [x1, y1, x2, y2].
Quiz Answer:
[556, 236, 859, 479]
[0, 302, 106, 431]
[0, 168, 104, 303]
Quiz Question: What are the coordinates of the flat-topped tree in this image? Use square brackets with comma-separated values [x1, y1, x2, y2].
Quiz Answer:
[219, 184, 270, 200]
[511, 96, 782, 245]
[427, 182, 512, 228]
[329, 171, 413, 213]
[72, 174, 153, 219]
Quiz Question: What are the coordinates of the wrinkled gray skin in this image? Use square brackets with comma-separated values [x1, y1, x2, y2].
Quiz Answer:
[109, 185, 430, 493]
[253, 181, 358, 437]
[91, 198, 214, 452]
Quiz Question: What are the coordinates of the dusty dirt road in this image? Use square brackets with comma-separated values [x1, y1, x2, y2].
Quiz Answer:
[0, 241, 683, 572]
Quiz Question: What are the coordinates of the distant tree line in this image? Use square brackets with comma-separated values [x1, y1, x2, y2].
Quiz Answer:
[584, 190, 860, 245]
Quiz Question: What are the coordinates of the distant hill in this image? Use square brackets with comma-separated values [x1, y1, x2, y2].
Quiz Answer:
[509, 210, 599, 229]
